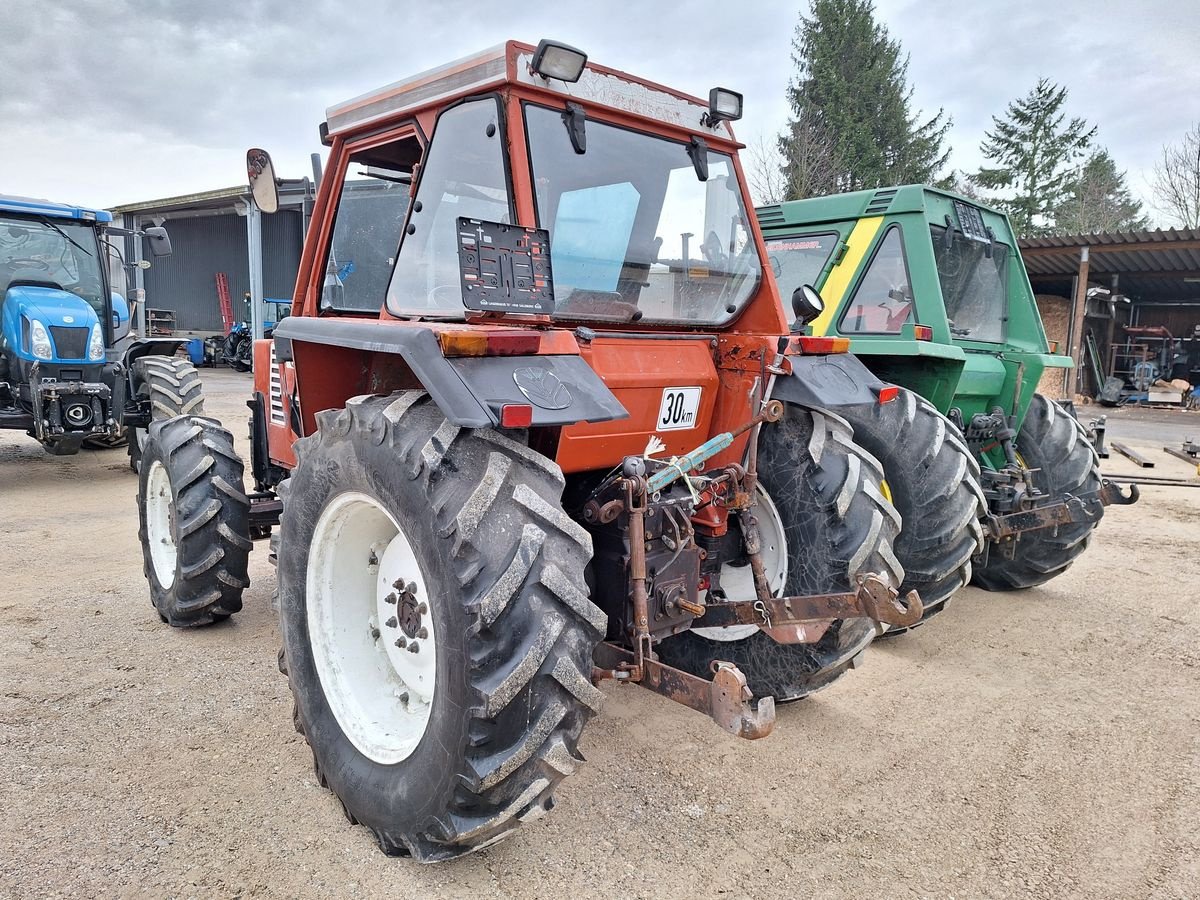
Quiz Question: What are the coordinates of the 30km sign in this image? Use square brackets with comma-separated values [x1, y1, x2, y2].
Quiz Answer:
[657, 387, 701, 431]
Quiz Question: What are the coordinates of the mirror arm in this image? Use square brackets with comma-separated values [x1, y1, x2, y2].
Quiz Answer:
[687, 137, 709, 182]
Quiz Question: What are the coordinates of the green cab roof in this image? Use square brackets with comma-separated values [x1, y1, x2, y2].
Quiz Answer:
[757, 184, 998, 230]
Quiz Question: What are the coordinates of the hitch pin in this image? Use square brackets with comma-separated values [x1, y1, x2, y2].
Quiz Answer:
[753, 599, 772, 628]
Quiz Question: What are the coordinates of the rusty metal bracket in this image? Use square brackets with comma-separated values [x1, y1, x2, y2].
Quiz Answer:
[593, 642, 775, 740]
[696, 572, 922, 630]
[1098, 479, 1139, 505]
[985, 479, 1138, 541]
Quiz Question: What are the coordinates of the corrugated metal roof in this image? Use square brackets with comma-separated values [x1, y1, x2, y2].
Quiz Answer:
[1018, 227, 1200, 304]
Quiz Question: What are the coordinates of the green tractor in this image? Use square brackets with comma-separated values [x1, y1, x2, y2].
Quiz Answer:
[756, 185, 1137, 624]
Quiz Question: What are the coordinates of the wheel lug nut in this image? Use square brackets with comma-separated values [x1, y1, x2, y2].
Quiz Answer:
[384, 592, 397, 605]
[417, 602, 428, 615]
[407, 641, 420, 654]
[417, 627, 428, 640]
[406, 581, 418, 596]
[395, 637, 407, 648]
[385, 616, 397, 629]
[399, 692, 409, 704]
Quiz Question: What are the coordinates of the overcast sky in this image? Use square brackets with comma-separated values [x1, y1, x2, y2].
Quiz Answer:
[3, 0, 1197, 220]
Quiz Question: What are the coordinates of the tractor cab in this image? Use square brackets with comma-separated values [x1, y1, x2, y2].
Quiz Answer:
[0, 194, 174, 454]
[757, 185, 1071, 428]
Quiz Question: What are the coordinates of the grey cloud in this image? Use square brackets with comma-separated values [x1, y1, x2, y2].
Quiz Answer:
[2, 1, 1195, 213]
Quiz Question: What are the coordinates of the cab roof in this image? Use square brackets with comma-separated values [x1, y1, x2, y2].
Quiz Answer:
[758, 184, 991, 230]
[0, 194, 113, 224]
[324, 39, 737, 143]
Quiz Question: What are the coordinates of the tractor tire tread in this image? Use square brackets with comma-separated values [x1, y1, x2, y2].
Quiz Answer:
[137, 415, 250, 626]
[279, 391, 603, 862]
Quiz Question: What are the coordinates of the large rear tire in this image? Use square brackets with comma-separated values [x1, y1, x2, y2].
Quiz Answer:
[834, 389, 985, 630]
[137, 415, 250, 626]
[656, 404, 904, 702]
[128, 356, 205, 473]
[277, 393, 606, 861]
[972, 394, 1103, 590]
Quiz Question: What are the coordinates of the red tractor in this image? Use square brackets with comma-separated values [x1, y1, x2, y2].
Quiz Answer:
[136, 40, 919, 860]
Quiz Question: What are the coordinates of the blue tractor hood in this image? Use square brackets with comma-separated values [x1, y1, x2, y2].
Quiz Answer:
[2, 284, 101, 363]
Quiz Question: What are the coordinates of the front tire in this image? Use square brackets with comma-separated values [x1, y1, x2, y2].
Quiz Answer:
[972, 394, 1104, 590]
[834, 389, 985, 630]
[137, 416, 251, 626]
[127, 356, 205, 473]
[656, 404, 904, 701]
[277, 393, 605, 861]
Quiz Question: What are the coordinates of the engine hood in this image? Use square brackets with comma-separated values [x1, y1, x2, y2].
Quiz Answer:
[2, 284, 101, 362]
[4, 284, 100, 327]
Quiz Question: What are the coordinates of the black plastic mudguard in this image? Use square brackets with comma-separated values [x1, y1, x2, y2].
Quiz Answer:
[273, 316, 628, 429]
[121, 338, 187, 366]
[771, 353, 887, 410]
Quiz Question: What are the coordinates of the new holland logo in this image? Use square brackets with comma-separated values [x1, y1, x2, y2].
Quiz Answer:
[513, 367, 571, 410]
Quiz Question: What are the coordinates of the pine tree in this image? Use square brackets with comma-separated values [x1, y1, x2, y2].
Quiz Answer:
[1053, 149, 1148, 234]
[780, 0, 951, 200]
[976, 78, 1096, 236]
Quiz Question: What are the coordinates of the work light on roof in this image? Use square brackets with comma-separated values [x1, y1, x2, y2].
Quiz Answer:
[703, 88, 743, 126]
[530, 39, 587, 83]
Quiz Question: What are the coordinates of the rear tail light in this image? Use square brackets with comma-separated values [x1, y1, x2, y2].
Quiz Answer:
[913, 325, 933, 341]
[439, 330, 542, 357]
[796, 336, 851, 354]
[875, 385, 900, 404]
[499, 403, 534, 428]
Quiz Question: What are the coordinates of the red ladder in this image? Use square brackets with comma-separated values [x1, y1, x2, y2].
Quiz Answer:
[216, 272, 233, 331]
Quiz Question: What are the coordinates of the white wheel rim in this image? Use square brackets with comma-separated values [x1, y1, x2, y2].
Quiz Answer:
[145, 459, 178, 588]
[692, 485, 788, 641]
[306, 491, 437, 765]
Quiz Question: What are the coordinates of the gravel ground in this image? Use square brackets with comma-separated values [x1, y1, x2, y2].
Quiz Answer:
[1, 370, 1197, 899]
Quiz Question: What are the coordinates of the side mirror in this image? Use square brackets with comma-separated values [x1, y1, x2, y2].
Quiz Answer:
[247, 148, 279, 214]
[143, 226, 172, 258]
[110, 292, 132, 341]
[790, 284, 825, 332]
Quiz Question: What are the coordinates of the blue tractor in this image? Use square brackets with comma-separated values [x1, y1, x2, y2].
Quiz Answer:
[0, 194, 204, 463]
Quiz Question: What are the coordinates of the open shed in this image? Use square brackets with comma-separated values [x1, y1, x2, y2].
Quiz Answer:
[1019, 228, 1200, 399]
[111, 179, 313, 340]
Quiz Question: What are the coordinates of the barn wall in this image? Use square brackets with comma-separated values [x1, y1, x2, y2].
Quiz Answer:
[141, 211, 302, 333]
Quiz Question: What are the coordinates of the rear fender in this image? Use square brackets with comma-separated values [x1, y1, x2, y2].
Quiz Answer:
[272, 316, 628, 435]
[772, 352, 888, 411]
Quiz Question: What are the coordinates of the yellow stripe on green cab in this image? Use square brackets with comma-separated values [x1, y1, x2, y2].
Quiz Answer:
[810, 216, 885, 336]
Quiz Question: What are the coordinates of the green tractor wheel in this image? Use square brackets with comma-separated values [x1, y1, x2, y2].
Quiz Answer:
[971, 394, 1104, 591]
[834, 389, 985, 631]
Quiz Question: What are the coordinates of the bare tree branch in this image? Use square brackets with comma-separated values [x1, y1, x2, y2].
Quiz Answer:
[1152, 122, 1200, 228]
[744, 133, 788, 206]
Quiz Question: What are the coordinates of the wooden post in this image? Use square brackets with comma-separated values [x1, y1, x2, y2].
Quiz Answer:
[1065, 246, 1090, 398]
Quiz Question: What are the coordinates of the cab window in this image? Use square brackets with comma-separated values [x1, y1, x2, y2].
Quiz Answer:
[838, 226, 914, 334]
[386, 98, 511, 317]
[764, 233, 838, 326]
[321, 134, 420, 313]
